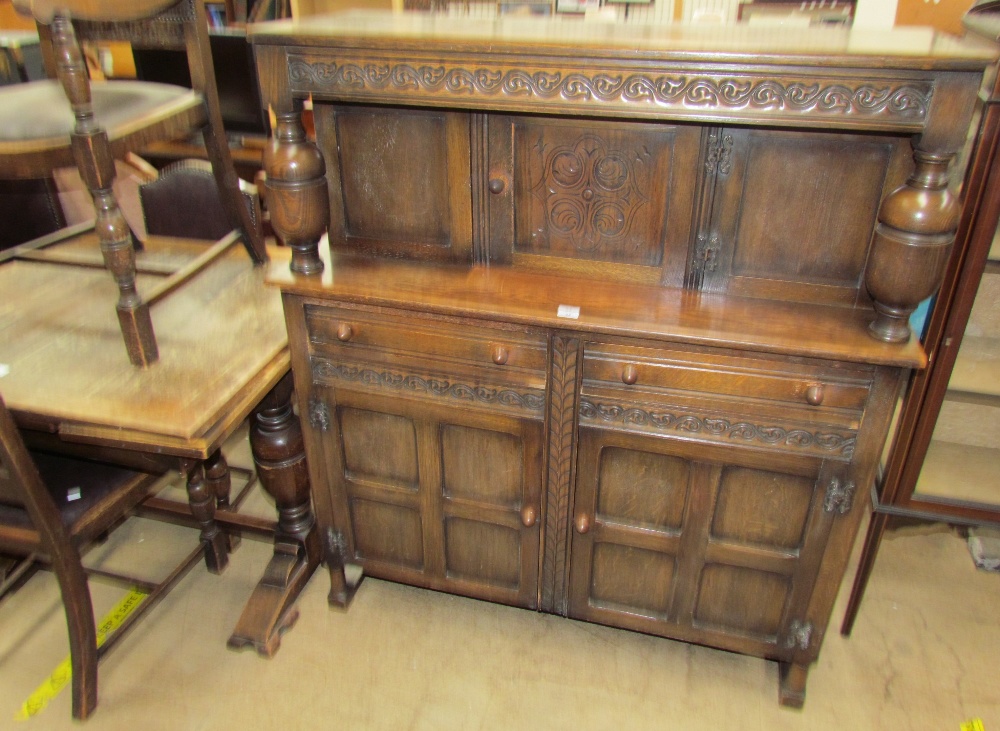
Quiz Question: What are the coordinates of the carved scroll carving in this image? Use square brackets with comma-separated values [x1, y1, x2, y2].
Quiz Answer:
[541, 336, 580, 615]
[289, 56, 931, 126]
[313, 360, 545, 412]
[578, 399, 856, 457]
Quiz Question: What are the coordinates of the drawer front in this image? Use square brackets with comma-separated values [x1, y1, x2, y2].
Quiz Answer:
[305, 303, 549, 417]
[580, 341, 873, 461]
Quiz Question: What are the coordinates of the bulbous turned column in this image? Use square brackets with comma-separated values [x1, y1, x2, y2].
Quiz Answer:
[264, 109, 329, 276]
[865, 150, 959, 343]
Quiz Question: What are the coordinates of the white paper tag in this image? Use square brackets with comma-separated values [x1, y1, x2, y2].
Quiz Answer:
[557, 304, 581, 319]
[66, 487, 82, 502]
[0, 364, 9, 378]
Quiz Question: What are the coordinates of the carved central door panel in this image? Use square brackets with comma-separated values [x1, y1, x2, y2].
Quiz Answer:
[568, 427, 844, 659]
[487, 115, 702, 284]
[691, 127, 911, 306]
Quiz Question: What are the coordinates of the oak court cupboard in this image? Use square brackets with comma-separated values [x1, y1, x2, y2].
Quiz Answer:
[243, 12, 998, 705]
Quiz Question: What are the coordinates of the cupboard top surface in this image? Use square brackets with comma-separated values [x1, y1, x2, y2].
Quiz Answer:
[268, 248, 925, 368]
[248, 10, 995, 70]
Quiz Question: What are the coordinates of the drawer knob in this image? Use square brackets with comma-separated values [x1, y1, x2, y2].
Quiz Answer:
[337, 323, 353, 342]
[520, 504, 537, 528]
[488, 178, 505, 194]
[621, 364, 638, 385]
[492, 345, 509, 365]
[575, 513, 590, 534]
[805, 384, 825, 406]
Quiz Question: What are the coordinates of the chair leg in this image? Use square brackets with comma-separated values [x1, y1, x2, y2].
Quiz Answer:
[201, 122, 268, 264]
[50, 547, 99, 720]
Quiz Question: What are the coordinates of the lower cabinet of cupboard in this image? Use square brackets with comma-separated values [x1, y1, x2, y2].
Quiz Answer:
[289, 297, 900, 707]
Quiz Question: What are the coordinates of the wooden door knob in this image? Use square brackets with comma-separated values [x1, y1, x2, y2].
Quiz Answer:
[520, 504, 537, 527]
[805, 384, 825, 405]
[492, 345, 510, 365]
[488, 178, 505, 194]
[337, 323, 353, 342]
[575, 513, 590, 534]
[621, 364, 638, 385]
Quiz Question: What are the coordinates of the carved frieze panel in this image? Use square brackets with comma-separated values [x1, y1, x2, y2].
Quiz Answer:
[578, 397, 856, 459]
[312, 358, 546, 415]
[288, 54, 932, 130]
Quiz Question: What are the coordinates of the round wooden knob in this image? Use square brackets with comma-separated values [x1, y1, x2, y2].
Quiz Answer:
[621, 364, 638, 385]
[805, 384, 825, 406]
[575, 514, 590, 534]
[520, 504, 537, 528]
[492, 345, 509, 365]
[337, 323, 353, 342]
[488, 178, 505, 194]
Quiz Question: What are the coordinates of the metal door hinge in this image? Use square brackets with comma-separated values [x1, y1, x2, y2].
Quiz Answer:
[706, 132, 734, 175]
[823, 476, 855, 515]
[308, 397, 331, 432]
[784, 620, 813, 651]
[692, 233, 720, 274]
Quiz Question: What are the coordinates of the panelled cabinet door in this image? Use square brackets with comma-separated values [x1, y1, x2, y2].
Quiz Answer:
[314, 104, 473, 261]
[693, 127, 911, 306]
[311, 386, 543, 609]
[567, 428, 847, 660]
[486, 115, 702, 285]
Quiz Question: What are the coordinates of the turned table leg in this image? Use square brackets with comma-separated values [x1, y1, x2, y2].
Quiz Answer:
[228, 373, 320, 657]
[185, 459, 229, 574]
[203, 448, 239, 551]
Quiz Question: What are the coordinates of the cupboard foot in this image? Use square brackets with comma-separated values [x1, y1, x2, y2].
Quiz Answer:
[778, 661, 809, 708]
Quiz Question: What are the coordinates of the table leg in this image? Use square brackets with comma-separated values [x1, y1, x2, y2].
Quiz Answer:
[185, 460, 229, 574]
[204, 448, 239, 551]
[228, 373, 320, 657]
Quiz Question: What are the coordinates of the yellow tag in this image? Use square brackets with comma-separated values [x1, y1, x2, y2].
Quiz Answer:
[961, 720, 986, 731]
[14, 588, 147, 721]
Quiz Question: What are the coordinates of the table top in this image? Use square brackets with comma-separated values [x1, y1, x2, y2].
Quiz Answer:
[0, 232, 288, 459]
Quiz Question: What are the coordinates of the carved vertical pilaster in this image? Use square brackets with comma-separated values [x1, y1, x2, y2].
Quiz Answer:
[265, 108, 330, 276]
[865, 150, 959, 343]
[540, 335, 581, 615]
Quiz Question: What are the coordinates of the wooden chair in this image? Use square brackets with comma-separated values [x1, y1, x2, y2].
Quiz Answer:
[0, 0, 267, 367]
[0, 394, 205, 720]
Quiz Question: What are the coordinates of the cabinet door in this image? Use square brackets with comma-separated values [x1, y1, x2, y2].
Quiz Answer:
[487, 115, 702, 285]
[567, 339, 872, 658]
[568, 429, 843, 660]
[302, 305, 548, 609]
[694, 127, 911, 306]
[314, 104, 473, 261]
[314, 387, 543, 608]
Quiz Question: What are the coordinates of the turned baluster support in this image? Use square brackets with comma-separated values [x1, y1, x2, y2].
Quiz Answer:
[865, 149, 959, 343]
[184, 460, 229, 574]
[228, 373, 320, 657]
[265, 107, 330, 276]
[52, 16, 156, 366]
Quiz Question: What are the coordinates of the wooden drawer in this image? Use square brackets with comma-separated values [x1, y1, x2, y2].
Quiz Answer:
[306, 303, 548, 373]
[583, 341, 873, 411]
[579, 341, 873, 460]
[304, 303, 549, 417]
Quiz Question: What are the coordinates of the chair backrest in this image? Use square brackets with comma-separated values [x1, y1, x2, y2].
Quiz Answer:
[140, 158, 261, 240]
[17, 0, 226, 142]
